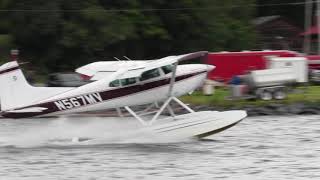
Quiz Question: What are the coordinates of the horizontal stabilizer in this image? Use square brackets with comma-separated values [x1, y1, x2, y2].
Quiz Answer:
[6, 107, 48, 113]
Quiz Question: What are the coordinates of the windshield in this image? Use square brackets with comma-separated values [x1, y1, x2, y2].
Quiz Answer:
[161, 65, 173, 74]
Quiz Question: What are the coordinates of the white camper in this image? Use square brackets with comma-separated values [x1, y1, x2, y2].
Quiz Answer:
[231, 56, 308, 100]
[267, 57, 308, 83]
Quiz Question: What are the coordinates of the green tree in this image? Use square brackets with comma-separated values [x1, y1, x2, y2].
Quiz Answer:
[257, 0, 305, 27]
[1, 0, 257, 72]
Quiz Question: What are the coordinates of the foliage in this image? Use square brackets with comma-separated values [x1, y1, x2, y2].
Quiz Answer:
[257, 0, 305, 27]
[0, 34, 14, 62]
[180, 86, 320, 108]
[0, 0, 256, 73]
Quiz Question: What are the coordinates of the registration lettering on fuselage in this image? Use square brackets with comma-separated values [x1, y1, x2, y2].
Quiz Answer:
[54, 92, 103, 111]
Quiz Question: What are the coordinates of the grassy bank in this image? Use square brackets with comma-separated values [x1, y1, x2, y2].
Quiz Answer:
[180, 86, 320, 108]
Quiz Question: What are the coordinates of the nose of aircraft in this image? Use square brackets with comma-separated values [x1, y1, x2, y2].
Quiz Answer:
[206, 65, 215, 72]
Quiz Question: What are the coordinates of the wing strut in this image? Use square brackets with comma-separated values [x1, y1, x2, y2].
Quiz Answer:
[124, 106, 147, 125]
[122, 59, 195, 125]
[168, 62, 178, 97]
[122, 52, 210, 125]
[123, 97, 194, 126]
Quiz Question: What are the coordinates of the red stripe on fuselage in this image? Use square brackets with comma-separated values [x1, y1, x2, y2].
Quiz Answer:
[0, 66, 19, 75]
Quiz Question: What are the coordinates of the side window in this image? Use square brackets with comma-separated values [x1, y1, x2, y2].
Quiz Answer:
[109, 79, 120, 87]
[161, 65, 173, 74]
[140, 68, 160, 81]
[121, 77, 137, 86]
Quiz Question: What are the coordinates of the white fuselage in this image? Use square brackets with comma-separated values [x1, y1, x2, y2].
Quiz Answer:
[48, 64, 209, 116]
[0, 50, 214, 118]
[1, 63, 212, 118]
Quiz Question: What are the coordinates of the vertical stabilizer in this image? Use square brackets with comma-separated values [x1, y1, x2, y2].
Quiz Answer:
[0, 50, 74, 111]
[0, 60, 33, 110]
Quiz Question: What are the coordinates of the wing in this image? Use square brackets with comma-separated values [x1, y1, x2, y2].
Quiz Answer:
[117, 51, 208, 79]
[75, 51, 208, 80]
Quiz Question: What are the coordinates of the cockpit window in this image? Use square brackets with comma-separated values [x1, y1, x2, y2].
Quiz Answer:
[110, 68, 161, 87]
[109, 79, 120, 87]
[109, 78, 137, 87]
[140, 68, 160, 81]
[120, 77, 136, 86]
[161, 65, 173, 74]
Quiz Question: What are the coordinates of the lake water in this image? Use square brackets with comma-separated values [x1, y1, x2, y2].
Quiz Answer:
[0, 115, 319, 179]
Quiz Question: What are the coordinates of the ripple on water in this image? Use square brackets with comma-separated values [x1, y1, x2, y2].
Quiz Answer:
[0, 115, 319, 179]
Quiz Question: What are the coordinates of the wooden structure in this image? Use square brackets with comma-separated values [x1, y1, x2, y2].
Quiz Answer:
[253, 15, 303, 51]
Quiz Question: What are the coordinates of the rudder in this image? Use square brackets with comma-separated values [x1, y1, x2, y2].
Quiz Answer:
[0, 60, 33, 110]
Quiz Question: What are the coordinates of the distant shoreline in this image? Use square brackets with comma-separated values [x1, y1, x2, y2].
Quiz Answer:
[180, 86, 320, 117]
[189, 103, 320, 117]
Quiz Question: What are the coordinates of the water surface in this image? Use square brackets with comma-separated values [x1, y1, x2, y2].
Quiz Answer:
[0, 115, 319, 179]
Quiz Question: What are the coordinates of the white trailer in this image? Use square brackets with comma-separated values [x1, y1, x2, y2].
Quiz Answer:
[249, 68, 296, 87]
[267, 57, 308, 83]
[231, 57, 308, 100]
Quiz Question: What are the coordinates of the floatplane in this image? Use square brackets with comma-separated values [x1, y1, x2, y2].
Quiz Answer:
[0, 51, 246, 139]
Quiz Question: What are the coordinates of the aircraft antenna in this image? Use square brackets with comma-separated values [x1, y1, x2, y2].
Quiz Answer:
[123, 56, 132, 61]
[113, 57, 122, 61]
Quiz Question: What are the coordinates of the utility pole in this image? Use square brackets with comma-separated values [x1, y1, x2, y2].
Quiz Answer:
[318, 0, 320, 54]
[304, 0, 312, 54]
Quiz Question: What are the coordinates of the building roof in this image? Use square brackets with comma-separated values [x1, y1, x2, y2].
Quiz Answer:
[252, 15, 281, 26]
[300, 25, 320, 35]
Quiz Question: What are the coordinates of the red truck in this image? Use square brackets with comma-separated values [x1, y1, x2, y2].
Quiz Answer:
[306, 55, 320, 70]
[205, 50, 301, 82]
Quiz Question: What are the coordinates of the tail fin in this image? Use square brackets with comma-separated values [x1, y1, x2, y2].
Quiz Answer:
[0, 60, 76, 111]
[0, 61, 34, 110]
[0, 61, 76, 111]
